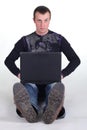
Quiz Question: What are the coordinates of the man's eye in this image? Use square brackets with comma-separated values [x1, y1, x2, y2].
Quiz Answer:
[45, 19, 48, 22]
[38, 20, 41, 22]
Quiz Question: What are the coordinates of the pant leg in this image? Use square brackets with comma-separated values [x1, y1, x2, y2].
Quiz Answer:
[24, 83, 39, 111]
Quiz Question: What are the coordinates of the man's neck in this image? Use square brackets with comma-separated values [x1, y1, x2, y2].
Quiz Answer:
[36, 30, 49, 36]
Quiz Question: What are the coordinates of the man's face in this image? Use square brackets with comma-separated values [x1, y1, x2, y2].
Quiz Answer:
[33, 12, 51, 35]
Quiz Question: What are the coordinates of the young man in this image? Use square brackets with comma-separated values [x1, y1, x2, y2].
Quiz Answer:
[4, 6, 80, 124]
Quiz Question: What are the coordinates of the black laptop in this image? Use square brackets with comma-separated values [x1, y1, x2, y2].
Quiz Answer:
[20, 52, 61, 84]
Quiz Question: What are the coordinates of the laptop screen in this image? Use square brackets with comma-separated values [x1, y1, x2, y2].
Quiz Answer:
[20, 52, 61, 84]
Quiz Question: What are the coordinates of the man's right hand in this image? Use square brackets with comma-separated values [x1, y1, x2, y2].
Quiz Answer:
[17, 73, 20, 79]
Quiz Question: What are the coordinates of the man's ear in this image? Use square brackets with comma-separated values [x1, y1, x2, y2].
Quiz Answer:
[33, 18, 35, 23]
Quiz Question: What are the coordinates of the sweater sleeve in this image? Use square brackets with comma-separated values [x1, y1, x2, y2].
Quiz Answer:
[4, 37, 28, 77]
[60, 36, 81, 77]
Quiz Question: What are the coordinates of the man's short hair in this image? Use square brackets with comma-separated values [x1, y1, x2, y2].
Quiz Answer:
[33, 6, 51, 19]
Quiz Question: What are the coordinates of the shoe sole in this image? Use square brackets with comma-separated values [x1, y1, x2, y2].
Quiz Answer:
[42, 82, 65, 124]
[13, 83, 38, 123]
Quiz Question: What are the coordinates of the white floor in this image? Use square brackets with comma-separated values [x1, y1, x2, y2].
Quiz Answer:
[0, 57, 87, 130]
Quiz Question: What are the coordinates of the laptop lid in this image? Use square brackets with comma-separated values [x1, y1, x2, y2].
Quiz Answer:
[20, 52, 61, 84]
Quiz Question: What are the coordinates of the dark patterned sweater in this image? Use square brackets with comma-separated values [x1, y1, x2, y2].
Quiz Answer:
[4, 30, 80, 78]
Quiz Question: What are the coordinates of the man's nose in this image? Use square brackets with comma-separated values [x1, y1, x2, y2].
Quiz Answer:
[41, 21, 45, 27]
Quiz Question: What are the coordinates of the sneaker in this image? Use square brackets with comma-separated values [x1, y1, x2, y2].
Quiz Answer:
[13, 83, 38, 123]
[56, 107, 65, 119]
[16, 106, 38, 118]
[16, 108, 23, 118]
[42, 82, 65, 124]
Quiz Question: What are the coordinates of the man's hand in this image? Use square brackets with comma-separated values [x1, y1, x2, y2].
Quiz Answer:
[17, 73, 20, 79]
[61, 75, 63, 79]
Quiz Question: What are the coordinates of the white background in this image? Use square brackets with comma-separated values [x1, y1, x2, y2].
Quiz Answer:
[0, 0, 87, 129]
